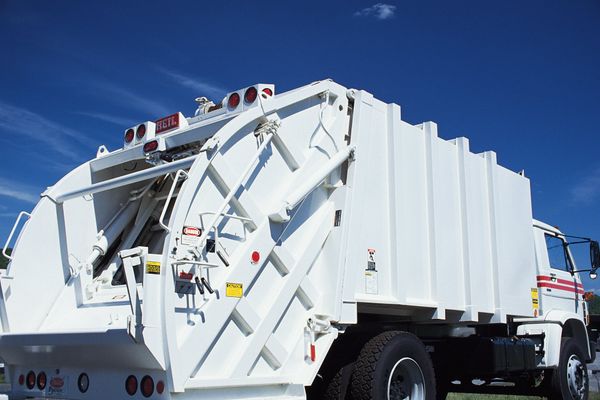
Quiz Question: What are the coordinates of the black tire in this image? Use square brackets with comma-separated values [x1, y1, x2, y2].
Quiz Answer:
[547, 338, 589, 400]
[324, 363, 355, 400]
[350, 331, 436, 400]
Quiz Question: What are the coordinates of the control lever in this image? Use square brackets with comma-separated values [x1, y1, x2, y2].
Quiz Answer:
[194, 277, 205, 295]
[201, 277, 214, 294]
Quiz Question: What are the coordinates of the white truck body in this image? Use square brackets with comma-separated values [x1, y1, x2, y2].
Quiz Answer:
[0, 80, 592, 399]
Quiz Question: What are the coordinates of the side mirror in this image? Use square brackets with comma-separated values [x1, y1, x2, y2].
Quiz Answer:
[591, 241, 600, 269]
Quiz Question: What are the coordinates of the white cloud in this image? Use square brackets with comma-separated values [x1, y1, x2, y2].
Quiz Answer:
[157, 67, 227, 98]
[354, 3, 397, 20]
[571, 167, 600, 205]
[0, 178, 39, 204]
[74, 111, 136, 127]
[0, 101, 86, 160]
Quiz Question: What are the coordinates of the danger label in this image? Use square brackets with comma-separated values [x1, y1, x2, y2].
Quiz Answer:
[181, 226, 202, 246]
[146, 261, 161, 275]
[226, 282, 243, 298]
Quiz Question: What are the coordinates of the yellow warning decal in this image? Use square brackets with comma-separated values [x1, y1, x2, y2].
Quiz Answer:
[226, 282, 243, 298]
[146, 261, 161, 275]
[531, 288, 539, 309]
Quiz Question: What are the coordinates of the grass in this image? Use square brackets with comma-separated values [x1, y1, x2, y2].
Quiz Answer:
[448, 393, 600, 400]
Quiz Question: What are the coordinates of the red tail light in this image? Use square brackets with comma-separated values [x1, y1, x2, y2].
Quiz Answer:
[143, 140, 159, 153]
[124, 129, 135, 143]
[26, 371, 35, 389]
[228, 93, 240, 109]
[18, 374, 24, 386]
[125, 375, 137, 396]
[244, 87, 258, 103]
[262, 88, 273, 97]
[156, 380, 165, 394]
[136, 124, 147, 139]
[37, 372, 47, 390]
[141, 375, 154, 398]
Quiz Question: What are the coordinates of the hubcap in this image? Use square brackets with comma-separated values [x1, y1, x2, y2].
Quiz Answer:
[566, 354, 588, 399]
[387, 357, 426, 400]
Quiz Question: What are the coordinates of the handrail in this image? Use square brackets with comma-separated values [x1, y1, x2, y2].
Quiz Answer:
[3, 211, 31, 261]
[52, 156, 198, 203]
[158, 169, 189, 231]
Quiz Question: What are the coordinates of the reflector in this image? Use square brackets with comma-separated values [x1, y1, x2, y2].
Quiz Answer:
[156, 380, 165, 394]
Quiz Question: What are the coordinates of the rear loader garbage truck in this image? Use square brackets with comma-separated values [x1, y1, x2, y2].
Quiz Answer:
[1, 79, 599, 400]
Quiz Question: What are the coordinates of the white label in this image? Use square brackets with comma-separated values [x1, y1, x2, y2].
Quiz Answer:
[181, 226, 201, 246]
[365, 270, 378, 294]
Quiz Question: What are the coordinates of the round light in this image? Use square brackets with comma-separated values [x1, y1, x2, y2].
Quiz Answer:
[124, 129, 135, 143]
[125, 375, 137, 396]
[136, 124, 147, 139]
[37, 371, 46, 390]
[143, 140, 159, 153]
[262, 88, 273, 97]
[244, 87, 258, 104]
[18, 374, 24, 386]
[26, 371, 35, 389]
[156, 380, 165, 394]
[141, 375, 154, 398]
[228, 93, 240, 109]
[251, 251, 260, 264]
[78, 373, 89, 393]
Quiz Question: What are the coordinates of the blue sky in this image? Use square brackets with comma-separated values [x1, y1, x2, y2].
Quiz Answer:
[1, 1, 599, 286]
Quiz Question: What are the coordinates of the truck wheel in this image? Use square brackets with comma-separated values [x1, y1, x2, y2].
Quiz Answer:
[350, 331, 436, 400]
[324, 363, 354, 400]
[548, 338, 589, 400]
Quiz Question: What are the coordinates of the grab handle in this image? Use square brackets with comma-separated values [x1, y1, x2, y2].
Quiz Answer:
[3, 211, 31, 261]
[158, 170, 188, 232]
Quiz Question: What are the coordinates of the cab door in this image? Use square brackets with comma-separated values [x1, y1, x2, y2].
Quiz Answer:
[534, 225, 584, 317]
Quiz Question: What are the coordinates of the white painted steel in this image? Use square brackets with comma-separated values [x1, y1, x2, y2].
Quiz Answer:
[0, 79, 587, 399]
[2, 212, 30, 261]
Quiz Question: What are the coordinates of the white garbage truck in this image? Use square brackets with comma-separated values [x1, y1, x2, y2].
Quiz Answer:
[1, 79, 599, 400]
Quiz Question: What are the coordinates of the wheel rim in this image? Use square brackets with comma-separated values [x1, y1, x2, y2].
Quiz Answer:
[566, 354, 588, 399]
[387, 357, 426, 400]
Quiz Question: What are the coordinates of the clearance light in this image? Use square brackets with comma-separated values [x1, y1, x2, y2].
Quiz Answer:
[125, 375, 137, 396]
[228, 93, 240, 109]
[26, 371, 35, 389]
[143, 140, 159, 153]
[251, 251, 260, 264]
[124, 129, 135, 144]
[37, 372, 47, 390]
[141, 376, 154, 398]
[18, 374, 24, 386]
[244, 87, 258, 104]
[262, 88, 273, 97]
[136, 124, 147, 139]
